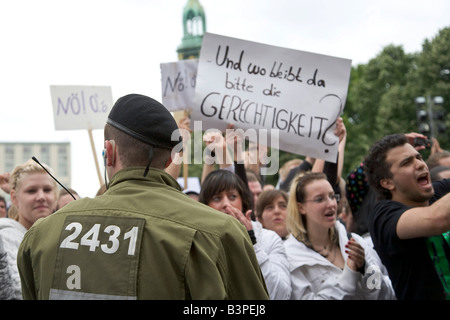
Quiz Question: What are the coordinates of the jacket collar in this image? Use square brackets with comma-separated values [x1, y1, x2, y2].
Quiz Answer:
[285, 221, 351, 270]
[108, 167, 182, 191]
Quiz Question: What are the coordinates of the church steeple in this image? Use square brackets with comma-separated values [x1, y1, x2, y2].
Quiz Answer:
[177, 0, 206, 60]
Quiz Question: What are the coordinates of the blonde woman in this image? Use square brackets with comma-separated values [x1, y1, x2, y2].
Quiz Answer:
[0, 159, 57, 299]
[284, 172, 395, 300]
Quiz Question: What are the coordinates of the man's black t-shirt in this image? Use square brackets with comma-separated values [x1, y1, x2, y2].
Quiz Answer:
[369, 179, 450, 300]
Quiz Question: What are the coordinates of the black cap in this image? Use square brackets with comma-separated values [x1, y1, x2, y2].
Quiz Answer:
[107, 94, 181, 149]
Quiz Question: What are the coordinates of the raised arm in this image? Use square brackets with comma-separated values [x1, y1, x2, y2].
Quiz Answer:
[397, 188, 450, 239]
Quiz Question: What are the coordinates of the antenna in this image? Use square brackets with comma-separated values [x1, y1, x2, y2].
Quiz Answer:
[32, 156, 76, 200]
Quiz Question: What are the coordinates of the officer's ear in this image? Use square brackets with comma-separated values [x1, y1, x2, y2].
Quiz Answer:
[105, 140, 116, 166]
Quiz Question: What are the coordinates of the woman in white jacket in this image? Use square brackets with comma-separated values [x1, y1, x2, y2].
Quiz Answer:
[200, 169, 291, 299]
[285, 172, 396, 300]
[0, 159, 57, 299]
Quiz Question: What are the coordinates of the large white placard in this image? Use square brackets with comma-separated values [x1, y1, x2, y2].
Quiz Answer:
[193, 33, 352, 162]
[50, 85, 113, 130]
[160, 60, 198, 112]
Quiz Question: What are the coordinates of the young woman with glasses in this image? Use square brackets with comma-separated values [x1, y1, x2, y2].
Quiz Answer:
[284, 171, 396, 300]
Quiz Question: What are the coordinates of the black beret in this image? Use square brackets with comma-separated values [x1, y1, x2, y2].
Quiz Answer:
[107, 94, 181, 149]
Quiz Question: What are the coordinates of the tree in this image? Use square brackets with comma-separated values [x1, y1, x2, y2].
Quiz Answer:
[344, 27, 450, 176]
[411, 27, 450, 150]
[344, 45, 415, 174]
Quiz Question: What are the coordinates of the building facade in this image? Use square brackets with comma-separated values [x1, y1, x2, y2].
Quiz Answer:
[0, 142, 71, 196]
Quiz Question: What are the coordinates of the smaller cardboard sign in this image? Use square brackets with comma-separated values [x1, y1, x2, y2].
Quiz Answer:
[160, 60, 198, 112]
[50, 85, 113, 130]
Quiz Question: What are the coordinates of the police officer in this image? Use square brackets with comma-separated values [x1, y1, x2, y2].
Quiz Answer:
[17, 94, 269, 300]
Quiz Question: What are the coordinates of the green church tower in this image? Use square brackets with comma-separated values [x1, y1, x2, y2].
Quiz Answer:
[177, 0, 206, 60]
[175, 1, 207, 187]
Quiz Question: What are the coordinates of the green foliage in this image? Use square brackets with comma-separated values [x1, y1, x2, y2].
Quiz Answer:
[343, 27, 450, 175]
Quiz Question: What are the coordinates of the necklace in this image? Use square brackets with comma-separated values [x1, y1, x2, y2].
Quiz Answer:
[312, 242, 337, 263]
[313, 245, 328, 256]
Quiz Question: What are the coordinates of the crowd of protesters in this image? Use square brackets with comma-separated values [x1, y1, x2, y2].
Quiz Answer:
[1, 93, 449, 300]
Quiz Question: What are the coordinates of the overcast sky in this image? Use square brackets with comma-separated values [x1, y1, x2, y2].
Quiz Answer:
[1, 0, 449, 197]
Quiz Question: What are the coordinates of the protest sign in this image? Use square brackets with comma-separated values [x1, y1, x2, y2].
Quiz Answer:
[160, 60, 198, 112]
[50, 85, 113, 130]
[193, 33, 352, 162]
[50, 85, 113, 187]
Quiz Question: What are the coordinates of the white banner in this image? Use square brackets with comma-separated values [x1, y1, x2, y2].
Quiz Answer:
[50, 85, 113, 130]
[160, 60, 198, 112]
[193, 33, 352, 162]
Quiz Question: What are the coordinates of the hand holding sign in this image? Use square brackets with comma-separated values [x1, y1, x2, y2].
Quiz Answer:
[193, 33, 352, 162]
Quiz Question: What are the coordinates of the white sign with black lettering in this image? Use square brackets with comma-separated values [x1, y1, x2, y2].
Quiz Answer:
[193, 33, 352, 162]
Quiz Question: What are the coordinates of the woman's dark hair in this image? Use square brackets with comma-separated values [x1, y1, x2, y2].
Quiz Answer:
[364, 134, 408, 200]
[199, 170, 252, 213]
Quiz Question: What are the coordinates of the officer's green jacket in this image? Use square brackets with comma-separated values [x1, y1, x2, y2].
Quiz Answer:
[17, 167, 269, 300]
